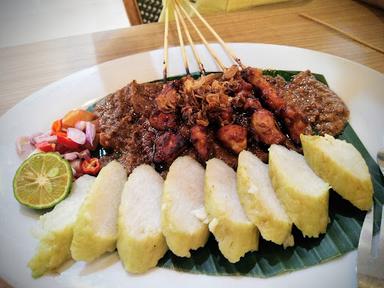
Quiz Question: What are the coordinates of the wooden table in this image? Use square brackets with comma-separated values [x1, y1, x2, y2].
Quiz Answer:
[0, 0, 383, 117]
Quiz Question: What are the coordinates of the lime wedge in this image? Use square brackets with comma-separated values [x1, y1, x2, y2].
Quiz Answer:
[13, 152, 73, 209]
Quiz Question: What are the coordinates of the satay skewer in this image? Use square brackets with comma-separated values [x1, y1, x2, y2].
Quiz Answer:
[181, 0, 246, 69]
[173, 0, 190, 75]
[175, 0, 226, 71]
[174, 2, 206, 75]
[163, 0, 170, 82]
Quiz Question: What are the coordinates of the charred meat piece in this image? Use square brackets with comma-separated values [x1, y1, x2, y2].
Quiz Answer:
[207, 107, 233, 127]
[244, 67, 312, 143]
[244, 67, 285, 110]
[251, 110, 286, 145]
[154, 131, 186, 164]
[244, 98, 263, 111]
[190, 125, 210, 161]
[149, 111, 177, 130]
[280, 105, 311, 144]
[156, 82, 180, 113]
[217, 124, 247, 154]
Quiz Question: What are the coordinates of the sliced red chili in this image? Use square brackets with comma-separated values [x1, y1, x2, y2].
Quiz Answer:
[81, 158, 101, 175]
[57, 134, 80, 150]
[35, 142, 56, 153]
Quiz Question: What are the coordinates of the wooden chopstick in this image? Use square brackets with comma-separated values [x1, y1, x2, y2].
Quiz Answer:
[175, 0, 226, 70]
[163, 0, 170, 82]
[182, 0, 246, 68]
[173, 2, 190, 75]
[299, 13, 384, 54]
[174, 3, 206, 74]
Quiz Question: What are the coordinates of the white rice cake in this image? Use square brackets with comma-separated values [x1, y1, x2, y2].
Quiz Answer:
[205, 158, 259, 263]
[28, 175, 95, 277]
[301, 134, 373, 211]
[237, 151, 294, 247]
[71, 161, 127, 261]
[269, 145, 330, 237]
[117, 164, 167, 273]
[161, 156, 209, 257]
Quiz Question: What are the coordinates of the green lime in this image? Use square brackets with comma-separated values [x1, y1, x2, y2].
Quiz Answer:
[13, 152, 73, 209]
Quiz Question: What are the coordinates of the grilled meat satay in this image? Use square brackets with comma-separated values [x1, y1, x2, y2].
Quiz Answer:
[153, 131, 186, 165]
[190, 125, 210, 161]
[243, 67, 312, 143]
[217, 124, 247, 154]
[251, 110, 286, 145]
[149, 111, 177, 131]
[240, 97, 286, 145]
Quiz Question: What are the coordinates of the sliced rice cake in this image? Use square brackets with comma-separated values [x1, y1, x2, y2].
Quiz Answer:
[71, 161, 127, 261]
[205, 158, 259, 263]
[117, 165, 168, 273]
[28, 175, 95, 278]
[301, 134, 373, 211]
[161, 156, 209, 257]
[269, 145, 330, 237]
[237, 151, 294, 247]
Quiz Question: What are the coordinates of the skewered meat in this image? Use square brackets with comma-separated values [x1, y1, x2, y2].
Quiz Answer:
[149, 111, 177, 130]
[154, 132, 186, 164]
[94, 66, 348, 175]
[217, 124, 247, 154]
[190, 125, 210, 161]
[251, 110, 286, 145]
[244, 67, 312, 143]
[244, 98, 262, 111]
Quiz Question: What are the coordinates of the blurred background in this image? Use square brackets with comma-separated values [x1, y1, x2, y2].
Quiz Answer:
[0, 0, 130, 48]
[0, 0, 382, 48]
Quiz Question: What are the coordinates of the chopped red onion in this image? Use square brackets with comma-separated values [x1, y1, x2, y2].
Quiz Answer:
[33, 134, 57, 144]
[70, 159, 82, 176]
[16, 136, 35, 159]
[78, 149, 91, 160]
[29, 132, 43, 145]
[75, 121, 86, 131]
[67, 128, 86, 145]
[85, 122, 96, 146]
[63, 152, 79, 161]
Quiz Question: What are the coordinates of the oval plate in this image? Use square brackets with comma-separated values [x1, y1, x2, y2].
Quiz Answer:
[0, 43, 383, 288]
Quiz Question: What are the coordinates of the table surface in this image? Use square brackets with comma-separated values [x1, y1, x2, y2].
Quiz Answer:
[0, 0, 383, 117]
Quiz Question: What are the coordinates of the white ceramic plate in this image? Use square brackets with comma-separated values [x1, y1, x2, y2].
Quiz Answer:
[0, 43, 383, 288]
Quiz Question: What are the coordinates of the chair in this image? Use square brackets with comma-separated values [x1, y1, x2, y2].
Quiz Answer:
[122, 0, 163, 25]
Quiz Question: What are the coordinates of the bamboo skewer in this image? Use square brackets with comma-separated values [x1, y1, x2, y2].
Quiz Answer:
[182, 0, 246, 69]
[299, 13, 384, 54]
[163, 0, 170, 82]
[174, 3, 206, 75]
[175, 0, 226, 71]
[173, 1, 190, 75]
